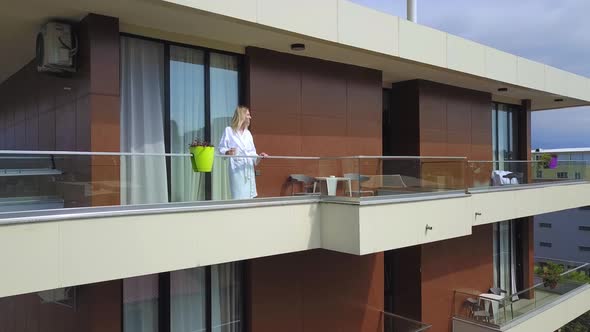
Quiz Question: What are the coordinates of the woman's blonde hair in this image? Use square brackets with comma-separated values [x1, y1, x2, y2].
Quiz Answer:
[231, 106, 250, 131]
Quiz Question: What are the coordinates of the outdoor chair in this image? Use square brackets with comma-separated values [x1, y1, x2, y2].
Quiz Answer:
[343, 173, 374, 196]
[288, 174, 319, 196]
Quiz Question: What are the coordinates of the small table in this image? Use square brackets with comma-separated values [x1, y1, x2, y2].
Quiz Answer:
[315, 176, 352, 197]
[479, 293, 505, 323]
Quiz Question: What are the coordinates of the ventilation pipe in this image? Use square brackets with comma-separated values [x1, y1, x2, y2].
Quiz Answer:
[407, 0, 417, 23]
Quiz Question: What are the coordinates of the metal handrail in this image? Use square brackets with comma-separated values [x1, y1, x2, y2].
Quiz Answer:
[381, 310, 432, 331]
[0, 150, 467, 160]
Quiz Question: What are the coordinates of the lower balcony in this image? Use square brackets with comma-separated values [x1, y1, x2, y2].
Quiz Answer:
[452, 259, 590, 332]
[381, 311, 432, 332]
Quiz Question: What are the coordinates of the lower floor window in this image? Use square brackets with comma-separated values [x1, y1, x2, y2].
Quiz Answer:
[493, 221, 517, 295]
[124, 262, 243, 332]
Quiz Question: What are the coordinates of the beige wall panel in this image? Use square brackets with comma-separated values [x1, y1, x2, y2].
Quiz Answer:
[59, 203, 320, 288]
[485, 47, 518, 84]
[320, 203, 360, 254]
[568, 73, 589, 101]
[472, 183, 590, 226]
[545, 65, 570, 96]
[195, 204, 321, 266]
[257, 0, 338, 41]
[337, 0, 399, 56]
[446, 35, 485, 77]
[0, 223, 60, 297]
[162, 0, 258, 22]
[399, 20, 447, 68]
[357, 196, 472, 254]
[517, 57, 545, 91]
[59, 215, 201, 287]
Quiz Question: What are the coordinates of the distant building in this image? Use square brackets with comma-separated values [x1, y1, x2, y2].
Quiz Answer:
[532, 148, 590, 264]
[532, 148, 590, 181]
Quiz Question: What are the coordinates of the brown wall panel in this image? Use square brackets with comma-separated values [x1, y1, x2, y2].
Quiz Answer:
[0, 280, 122, 332]
[246, 47, 382, 198]
[386, 80, 496, 332]
[249, 249, 384, 332]
[421, 225, 494, 332]
[0, 14, 120, 208]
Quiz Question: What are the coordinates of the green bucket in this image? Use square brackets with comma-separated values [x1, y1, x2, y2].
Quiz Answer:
[190, 146, 215, 172]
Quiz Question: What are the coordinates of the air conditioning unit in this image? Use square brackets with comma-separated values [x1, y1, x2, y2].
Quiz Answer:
[37, 287, 76, 308]
[36, 21, 77, 73]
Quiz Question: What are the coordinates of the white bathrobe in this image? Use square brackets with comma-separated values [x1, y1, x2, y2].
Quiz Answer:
[217, 127, 258, 199]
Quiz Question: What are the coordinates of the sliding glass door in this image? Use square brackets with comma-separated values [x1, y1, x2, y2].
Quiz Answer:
[210, 53, 239, 201]
[120, 36, 241, 203]
[492, 103, 519, 169]
[169, 46, 206, 202]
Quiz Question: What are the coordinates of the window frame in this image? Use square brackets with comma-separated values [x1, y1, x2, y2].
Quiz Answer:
[120, 33, 246, 332]
[120, 32, 245, 201]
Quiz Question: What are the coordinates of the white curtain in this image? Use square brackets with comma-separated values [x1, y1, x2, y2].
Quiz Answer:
[210, 53, 239, 201]
[123, 275, 159, 332]
[170, 46, 206, 202]
[120, 36, 168, 205]
[170, 267, 207, 332]
[211, 262, 243, 332]
[493, 221, 518, 296]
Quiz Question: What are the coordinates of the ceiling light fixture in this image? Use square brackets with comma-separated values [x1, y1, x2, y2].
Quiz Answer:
[290, 43, 306, 51]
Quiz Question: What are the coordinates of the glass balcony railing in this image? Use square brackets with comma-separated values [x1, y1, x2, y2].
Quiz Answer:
[0, 151, 468, 215]
[381, 311, 431, 332]
[2, 150, 589, 215]
[467, 160, 588, 189]
[453, 258, 590, 328]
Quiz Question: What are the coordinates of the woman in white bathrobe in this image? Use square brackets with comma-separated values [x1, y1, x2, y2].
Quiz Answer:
[217, 106, 268, 199]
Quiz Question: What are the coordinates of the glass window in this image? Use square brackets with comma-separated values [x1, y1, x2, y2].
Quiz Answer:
[211, 262, 243, 332]
[210, 53, 239, 201]
[124, 275, 159, 332]
[539, 223, 552, 228]
[492, 103, 519, 169]
[579, 226, 590, 231]
[539, 242, 552, 248]
[493, 221, 516, 293]
[170, 46, 206, 202]
[120, 36, 168, 205]
[120, 36, 242, 203]
[171, 267, 207, 332]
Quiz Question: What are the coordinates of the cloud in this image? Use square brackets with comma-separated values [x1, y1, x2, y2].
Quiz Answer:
[532, 107, 590, 149]
[352, 0, 590, 76]
[351, 0, 590, 148]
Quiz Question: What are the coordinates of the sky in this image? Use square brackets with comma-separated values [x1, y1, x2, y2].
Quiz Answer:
[351, 0, 590, 149]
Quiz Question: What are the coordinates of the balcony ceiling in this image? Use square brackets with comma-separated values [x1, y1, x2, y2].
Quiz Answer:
[1, 0, 589, 110]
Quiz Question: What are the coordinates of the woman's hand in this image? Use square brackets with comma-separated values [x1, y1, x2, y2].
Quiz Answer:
[259, 152, 269, 158]
[225, 148, 236, 156]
